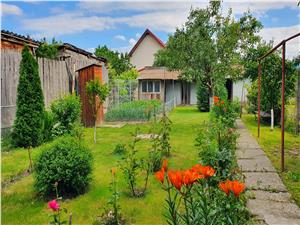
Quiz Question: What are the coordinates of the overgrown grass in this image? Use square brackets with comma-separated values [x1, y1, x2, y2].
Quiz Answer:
[105, 99, 162, 122]
[2, 106, 209, 225]
[242, 114, 300, 206]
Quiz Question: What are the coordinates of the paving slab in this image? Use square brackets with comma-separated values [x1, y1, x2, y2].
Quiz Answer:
[247, 199, 300, 225]
[248, 190, 294, 203]
[238, 157, 276, 172]
[244, 172, 287, 192]
[236, 119, 300, 225]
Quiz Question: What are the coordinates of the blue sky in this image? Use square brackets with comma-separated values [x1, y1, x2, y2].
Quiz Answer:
[1, 1, 300, 58]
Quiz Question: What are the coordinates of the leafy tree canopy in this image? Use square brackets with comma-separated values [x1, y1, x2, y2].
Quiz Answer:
[244, 42, 297, 121]
[36, 38, 61, 59]
[154, 1, 262, 96]
[94, 45, 132, 80]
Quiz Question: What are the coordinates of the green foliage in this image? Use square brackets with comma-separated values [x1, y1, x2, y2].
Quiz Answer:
[113, 144, 127, 155]
[34, 136, 92, 198]
[244, 42, 297, 123]
[119, 68, 139, 80]
[148, 133, 163, 172]
[94, 45, 132, 80]
[154, 1, 262, 98]
[159, 114, 172, 157]
[50, 94, 81, 136]
[36, 38, 61, 59]
[105, 100, 162, 121]
[86, 80, 110, 106]
[196, 82, 209, 112]
[12, 45, 45, 148]
[43, 110, 55, 142]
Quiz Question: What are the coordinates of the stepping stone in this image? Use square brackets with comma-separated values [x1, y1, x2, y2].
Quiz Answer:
[237, 148, 265, 159]
[244, 172, 287, 192]
[248, 190, 294, 203]
[247, 199, 300, 225]
[238, 157, 276, 172]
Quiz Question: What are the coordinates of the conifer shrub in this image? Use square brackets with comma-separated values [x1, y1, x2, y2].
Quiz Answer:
[12, 45, 45, 148]
[34, 136, 92, 198]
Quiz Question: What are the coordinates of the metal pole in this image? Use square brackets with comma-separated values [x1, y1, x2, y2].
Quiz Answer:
[281, 41, 286, 172]
[258, 62, 262, 138]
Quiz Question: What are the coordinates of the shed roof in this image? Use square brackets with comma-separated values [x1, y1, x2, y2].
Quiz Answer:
[58, 43, 107, 63]
[128, 29, 165, 57]
[138, 67, 180, 80]
[1, 30, 40, 47]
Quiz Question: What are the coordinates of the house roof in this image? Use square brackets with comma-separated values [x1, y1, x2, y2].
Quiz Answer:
[128, 29, 165, 57]
[1, 30, 41, 47]
[138, 66, 180, 80]
[58, 43, 107, 63]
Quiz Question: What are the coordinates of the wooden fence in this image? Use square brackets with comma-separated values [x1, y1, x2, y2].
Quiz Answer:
[1, 49, 70, 129]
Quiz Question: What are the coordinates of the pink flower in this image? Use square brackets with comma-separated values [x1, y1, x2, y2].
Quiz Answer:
[48, 199, 60, 211]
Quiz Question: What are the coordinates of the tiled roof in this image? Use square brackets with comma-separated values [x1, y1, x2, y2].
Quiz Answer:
[138, 66, 180, 80]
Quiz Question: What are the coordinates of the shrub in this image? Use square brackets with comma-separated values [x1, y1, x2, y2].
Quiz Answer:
[51, 94, 81, 136]
[196, 82, 209, 112]
[34, 136, 92, 198]
[113, 144, 127, 155]
[43, 110, 55, 142]
[105, 100, 162, 121]
[12, 45, 45, 148]
[159, 114, 172, 157]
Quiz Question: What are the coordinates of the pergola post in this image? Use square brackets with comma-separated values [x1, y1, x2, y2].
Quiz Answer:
[257, 62, 261, 138]
[281, 41, 286, 172]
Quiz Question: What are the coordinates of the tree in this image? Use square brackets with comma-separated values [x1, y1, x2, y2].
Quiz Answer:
[244, 42, 297, 123]
[86, 79, 110, 143]
[154, 1, 262, 104]
[94, 45, 132, 79]
[12, 45, 45, 170]
[36, 38, 61, 59]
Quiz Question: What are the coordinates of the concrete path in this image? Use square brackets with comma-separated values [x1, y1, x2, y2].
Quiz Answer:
[236, 120, 300, 225]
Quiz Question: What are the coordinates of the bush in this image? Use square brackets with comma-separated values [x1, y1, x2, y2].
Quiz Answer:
[34, 136, 92, 198]
[12, 45, 45, 148]
[196, 82, 209, 112]
[43, 110, 55, 142]
[113, 144, 127, 155]
[51, 94, 81, 136]
[105, 100, 162, 121]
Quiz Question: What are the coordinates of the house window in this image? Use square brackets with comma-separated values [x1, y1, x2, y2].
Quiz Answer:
[142, 80, 160, 93]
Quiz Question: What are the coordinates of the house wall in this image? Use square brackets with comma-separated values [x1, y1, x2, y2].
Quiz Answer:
[165, 81, 182, 106]
[232, 79, 250, 103]
[130, 35, 164, 70]
[190, 83, 197, 105]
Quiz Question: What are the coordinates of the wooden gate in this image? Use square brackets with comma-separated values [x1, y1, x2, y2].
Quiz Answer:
[77, 64, 104, 127]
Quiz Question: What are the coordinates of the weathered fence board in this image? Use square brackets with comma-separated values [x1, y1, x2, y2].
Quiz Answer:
[1, 49, 70, 128]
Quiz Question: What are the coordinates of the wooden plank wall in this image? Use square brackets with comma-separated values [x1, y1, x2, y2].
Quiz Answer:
[1, 49, 70, 128]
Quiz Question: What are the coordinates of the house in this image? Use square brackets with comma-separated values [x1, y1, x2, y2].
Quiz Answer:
[129, 29, 248, 105]
[129, 29, 197, 105]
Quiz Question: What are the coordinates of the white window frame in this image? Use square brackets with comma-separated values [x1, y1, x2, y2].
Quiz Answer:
[141, 80, 160, 93]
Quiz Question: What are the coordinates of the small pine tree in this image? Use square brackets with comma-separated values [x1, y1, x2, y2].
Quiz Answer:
[12, 45, 45, 149]
[196, 82, 210, 112]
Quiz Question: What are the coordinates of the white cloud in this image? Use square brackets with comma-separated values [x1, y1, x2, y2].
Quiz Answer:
[260, 24, 300, 59]
[114, 35, 126, 41]
[129, 38, 136, 46]
[1, 3, 22, 16]
[86, 47, 95, 53]
[22, 12, 116, 38]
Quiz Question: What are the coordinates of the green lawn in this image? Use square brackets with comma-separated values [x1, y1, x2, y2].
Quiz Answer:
[2, 106, 209, 225]
[242, 114, 300, 206]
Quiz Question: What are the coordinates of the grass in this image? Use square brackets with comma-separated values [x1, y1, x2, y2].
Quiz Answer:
[2, 106, 209, 225]
[242, 114, 300, 206]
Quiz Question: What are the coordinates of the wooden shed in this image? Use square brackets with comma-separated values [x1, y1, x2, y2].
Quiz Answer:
[77, 64, 104, 127]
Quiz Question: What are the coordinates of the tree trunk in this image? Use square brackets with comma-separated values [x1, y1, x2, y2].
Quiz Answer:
[94, 121, 97, 144]
[296, 71, 300, 134]
[28, 147, 33, 172]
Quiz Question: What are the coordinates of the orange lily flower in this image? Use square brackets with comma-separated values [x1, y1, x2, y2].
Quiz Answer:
[213, 96, 219, 104]
[200, 166, 215, 178]
[168, 170, 183, 191]
[219, 181, 231, 196]
[155, 168, 165, 184]
[231, 180, 245, 197]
